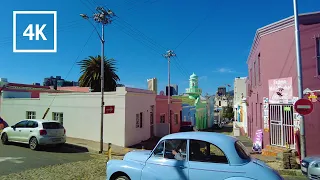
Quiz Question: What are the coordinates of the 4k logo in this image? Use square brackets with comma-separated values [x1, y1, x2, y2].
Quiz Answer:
[23, 24, 48, 41]
[13, 11, 57, 53]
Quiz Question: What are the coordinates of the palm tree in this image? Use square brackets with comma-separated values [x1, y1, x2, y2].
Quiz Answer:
[78, 55, 120, 92]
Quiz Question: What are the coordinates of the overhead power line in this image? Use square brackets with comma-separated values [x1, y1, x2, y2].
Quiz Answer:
[46, 28, 96, 109]
[174, 11, 210, 50]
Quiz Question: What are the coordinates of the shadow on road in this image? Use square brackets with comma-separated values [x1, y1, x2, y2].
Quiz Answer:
[5, 142, 89, 153]
[130, 137, 161, 150]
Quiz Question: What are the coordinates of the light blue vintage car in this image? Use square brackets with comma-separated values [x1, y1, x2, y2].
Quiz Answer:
[106, 132, 283, 180]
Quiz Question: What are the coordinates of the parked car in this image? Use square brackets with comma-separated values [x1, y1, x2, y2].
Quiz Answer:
[106, 132, 283, 180]
[1, 119, 66, 150]
[179, 125, 197, 132]
[301, 156, 320, 178]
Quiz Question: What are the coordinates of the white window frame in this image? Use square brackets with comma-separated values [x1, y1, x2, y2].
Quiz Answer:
[52, 112, 64, 125]
[160, 113, 166, 123]
[26, 111, 36, 119]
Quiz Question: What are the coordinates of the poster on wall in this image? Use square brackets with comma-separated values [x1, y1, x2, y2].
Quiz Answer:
[268, 77, 293, 104]
[262, 97, 269, 132]
[252, 129, 263, 153]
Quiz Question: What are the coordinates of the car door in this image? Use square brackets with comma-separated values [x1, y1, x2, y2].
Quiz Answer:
[188, 139, 233, 180]
[141, 139, 189, 180]
[22, 120, 38, 142]
[10, 120, 28, 142]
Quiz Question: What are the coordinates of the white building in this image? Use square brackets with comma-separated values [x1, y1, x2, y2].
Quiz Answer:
[147, 78, 157, 94]
[0, 87, 156, 147]
[233, 77, 247, 121]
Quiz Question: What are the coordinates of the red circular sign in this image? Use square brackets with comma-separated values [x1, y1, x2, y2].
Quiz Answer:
[294, 98, 314, 115]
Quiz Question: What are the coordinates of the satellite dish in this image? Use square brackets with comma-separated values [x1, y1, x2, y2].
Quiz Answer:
[160, 91, 164, 95]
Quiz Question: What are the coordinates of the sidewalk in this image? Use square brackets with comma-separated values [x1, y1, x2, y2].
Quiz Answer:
[66, 137, 134, 156]
[234, 135, 303, 177]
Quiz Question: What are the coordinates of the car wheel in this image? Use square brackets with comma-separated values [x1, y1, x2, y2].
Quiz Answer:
[217, 123, 223, 129]
[1, 133, 9, 145]
[29, 137, 39, 150]
[115, 176, 130, 180]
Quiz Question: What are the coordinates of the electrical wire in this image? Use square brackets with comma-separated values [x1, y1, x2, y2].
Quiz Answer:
[46, 28, 96, 109]
[81, 0, 192, 80]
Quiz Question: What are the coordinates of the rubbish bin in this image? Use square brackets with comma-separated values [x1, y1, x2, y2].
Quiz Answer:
[234, 127, 240, 137]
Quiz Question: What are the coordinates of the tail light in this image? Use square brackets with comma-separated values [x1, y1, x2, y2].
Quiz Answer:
[64, 128, 66, 135]
[39, 129, 47, 136]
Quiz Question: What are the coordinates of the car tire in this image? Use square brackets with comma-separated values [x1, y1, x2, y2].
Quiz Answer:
[115, 176, 130, 180]
[29, 137, 39, 150]
[1, 133, 9, 145]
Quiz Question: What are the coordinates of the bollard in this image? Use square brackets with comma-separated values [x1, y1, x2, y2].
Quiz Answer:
[108, 143, 112, 160]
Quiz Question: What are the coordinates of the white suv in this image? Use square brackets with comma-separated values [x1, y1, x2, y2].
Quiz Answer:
[1, 119, 66, 150]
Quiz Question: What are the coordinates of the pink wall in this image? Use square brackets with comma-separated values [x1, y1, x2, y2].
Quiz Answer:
[246, 13, 320, 155]
[155, 95, 182, 133]
[300, 17, 320, 156]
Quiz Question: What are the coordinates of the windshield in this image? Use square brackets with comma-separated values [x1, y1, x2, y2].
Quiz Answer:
[42, 122, 64, 129]
[235, 141, 251, 160]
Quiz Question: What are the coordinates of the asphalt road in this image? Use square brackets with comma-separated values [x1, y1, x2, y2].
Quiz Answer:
[0, 142, 92, 176]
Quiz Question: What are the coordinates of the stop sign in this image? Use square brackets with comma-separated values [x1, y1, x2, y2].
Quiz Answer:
[294, 98, 314, 115]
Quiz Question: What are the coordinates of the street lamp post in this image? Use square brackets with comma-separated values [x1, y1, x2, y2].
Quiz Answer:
[164, 50, 176, 134]
[292, 0, 306, 159]
[80, 7, 115, 154]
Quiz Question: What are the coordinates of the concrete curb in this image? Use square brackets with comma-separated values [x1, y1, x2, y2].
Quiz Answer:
[277, 169, 303, 176]
[63, 143, 92, 153]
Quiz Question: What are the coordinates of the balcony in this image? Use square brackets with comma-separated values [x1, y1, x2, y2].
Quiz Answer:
[186, 88, 202, 94]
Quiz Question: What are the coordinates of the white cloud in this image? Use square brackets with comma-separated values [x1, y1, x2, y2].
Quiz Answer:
[199, 76, 208, 81]
[213, 68, 235, 73]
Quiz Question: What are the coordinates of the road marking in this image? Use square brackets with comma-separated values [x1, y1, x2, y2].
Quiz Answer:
[0, 157, 25, 164]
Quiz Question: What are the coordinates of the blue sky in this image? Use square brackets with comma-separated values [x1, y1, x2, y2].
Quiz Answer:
[0, 0, 318, 95]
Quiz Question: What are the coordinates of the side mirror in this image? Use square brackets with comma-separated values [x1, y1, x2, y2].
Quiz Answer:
[11, 125, 15, 129]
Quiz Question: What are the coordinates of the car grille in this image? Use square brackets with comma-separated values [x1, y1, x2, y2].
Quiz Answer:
[309, 174, 320, 180]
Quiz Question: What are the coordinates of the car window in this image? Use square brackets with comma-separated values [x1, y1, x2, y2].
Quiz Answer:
[15, 120, 28, 128]
[164, 139, 187, 160]
[42, 122, 64, 129]
[153, 141, 164, 157]
[189, 140, 228, 164]
[235, 141, 251, 160]
[26, 121, 38, 128]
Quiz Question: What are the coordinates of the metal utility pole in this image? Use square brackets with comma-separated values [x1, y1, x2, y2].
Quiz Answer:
[80, 7, 115, 154]
[164, 50, 176, 134]
[293, 0, 306, 159]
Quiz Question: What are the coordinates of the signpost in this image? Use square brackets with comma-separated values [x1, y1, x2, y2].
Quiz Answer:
[294, 99, 313, 115]
[104, 105, 115, 114]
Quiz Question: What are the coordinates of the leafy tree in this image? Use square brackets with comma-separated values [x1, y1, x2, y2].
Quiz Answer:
[78, 55, 120, 92]
[222, 106, 234, 119]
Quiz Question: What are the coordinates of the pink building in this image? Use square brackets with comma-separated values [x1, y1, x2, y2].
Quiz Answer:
[155, 95, 182, 136]
[246, 12, 320, 156]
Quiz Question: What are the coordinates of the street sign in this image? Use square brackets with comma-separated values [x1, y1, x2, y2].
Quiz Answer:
[308, 92, 318, 103]
[294, 99, 313, 115]
[104, 105, 115, 114]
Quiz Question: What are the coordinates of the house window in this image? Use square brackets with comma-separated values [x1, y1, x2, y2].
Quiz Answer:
[140, 112, 143, 128]
[136, 114, 140, 128]
[249, 68, 253, 87]
[174, 114, 178, 125]
[26, 111, 36, 119]
[317, 38, 320, 75]
[257, 53, 261, 84]
[52, 112, 64, 125]
[160, 114, 166, 123]
[253, 61, 256, 87]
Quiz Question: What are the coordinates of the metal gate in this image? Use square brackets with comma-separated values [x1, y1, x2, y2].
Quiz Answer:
[269, 104, 295, 149]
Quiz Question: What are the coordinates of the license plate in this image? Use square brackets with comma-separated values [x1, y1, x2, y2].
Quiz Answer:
[301, 166, 307, 172]
[52, 138, 61, 142]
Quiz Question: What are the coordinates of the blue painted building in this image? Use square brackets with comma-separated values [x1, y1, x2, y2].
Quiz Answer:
[181, 103, 196, 126]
